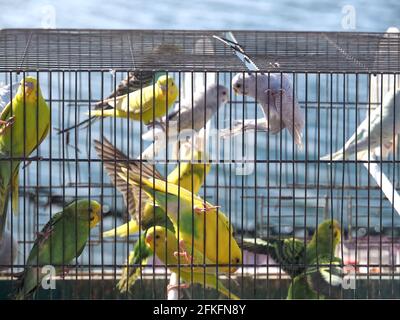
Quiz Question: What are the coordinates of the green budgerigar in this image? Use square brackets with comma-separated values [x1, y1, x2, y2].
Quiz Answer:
[15, 200, 102, 299]
[0, 76, 50, 240]
[239, 219, 343, 299]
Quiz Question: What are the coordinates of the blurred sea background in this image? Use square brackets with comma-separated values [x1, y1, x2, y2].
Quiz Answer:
[0, 0, 399, 281]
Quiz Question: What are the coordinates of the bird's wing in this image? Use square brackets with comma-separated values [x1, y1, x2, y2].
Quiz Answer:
[239, 237, 306, 277]
[270, 74, 304, 147]
[94, 137, 164, 221]
[305, 257, 343, 298]
[31, 211, 64, 249]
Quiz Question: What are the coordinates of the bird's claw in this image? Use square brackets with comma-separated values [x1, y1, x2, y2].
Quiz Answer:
[61, 267, 71, 278]
[264, 88, 285, 97]
[36, 227, 53, 245]
[0, 116, 15, 135]
[173, 240, 192, 263]
[147, 120, 166, 132]
[22, 157, 43, 169]
[194, 204, 220, 214]
[167, 283, 190, 292]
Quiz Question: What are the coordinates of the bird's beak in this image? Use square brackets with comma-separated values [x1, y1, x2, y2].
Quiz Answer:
[232, 86, 239, 94]
[158, 83, 167, 92]
[24, 82, 34, 97]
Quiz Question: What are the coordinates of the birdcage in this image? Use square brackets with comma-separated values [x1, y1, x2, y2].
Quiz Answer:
[0, 29, 399, 300]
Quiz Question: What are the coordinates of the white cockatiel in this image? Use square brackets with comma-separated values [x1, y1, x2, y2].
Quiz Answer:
[227, 72, 305, 149]
[321, 88, 400, 161]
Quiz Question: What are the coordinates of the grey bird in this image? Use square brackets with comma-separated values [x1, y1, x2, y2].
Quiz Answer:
[142, 83, 229, 159]
[228, 72, 305, 149]
[167, 83, 229, 132]
[143, 83, 229, 139]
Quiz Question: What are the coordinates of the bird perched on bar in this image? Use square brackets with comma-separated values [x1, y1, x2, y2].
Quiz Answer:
[223, 72, 304, 149]
[15, 199, 101, 299]
[0, 76, 50, 240]
[142, 83, 229, 159]
[57, 43, 182, 134]
[57, 74, 178, 135]
[239, 219, 342, 299]
[115, 162, 242, 274]
[160, 83, 228, 131]
[321, 88, 400, 160]
[145, 226, 240, 300]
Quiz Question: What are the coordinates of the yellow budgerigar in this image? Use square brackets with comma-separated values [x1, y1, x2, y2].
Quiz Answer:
[117, 166, 242, 274]
[146, 226, 240, 300]
[0, 77, 50, 239]
[91, 75, 178, 123]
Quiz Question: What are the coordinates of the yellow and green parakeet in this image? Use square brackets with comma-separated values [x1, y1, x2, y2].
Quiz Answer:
[92, 74, 178, 123]
[93, 137, 212, 292]
[116, 164, 242, 275]
[239, 219, 342, 299]
[58, 74, 178, 135]
[0, 76, 50, 240]
[15, 199, 101, 299]
[145, 226, 240, 300]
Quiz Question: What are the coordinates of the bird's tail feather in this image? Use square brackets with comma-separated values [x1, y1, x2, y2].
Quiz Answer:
[103, 220, 140, 238]
[203, 274, 240, 300]
[236, 237, 272, 255]
[55, 115, 98, 135]
[320, 148, 345, 161]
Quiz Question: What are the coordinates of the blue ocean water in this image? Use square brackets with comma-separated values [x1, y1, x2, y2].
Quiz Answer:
[0, 0, 398, 31]
[0, 1, 399, 270]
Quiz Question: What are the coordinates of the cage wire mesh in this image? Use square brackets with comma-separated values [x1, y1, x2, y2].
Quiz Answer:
[0, 29, 399, 299]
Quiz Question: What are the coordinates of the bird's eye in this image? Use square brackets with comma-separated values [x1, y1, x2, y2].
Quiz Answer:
[155, 235, 160, 239]
[236, 84, 241, 88]
[90, 216, 95, 221]
[329, 224, 332, 229]
[222, 91, 226, 95]
[235, 258, 240, 263]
